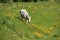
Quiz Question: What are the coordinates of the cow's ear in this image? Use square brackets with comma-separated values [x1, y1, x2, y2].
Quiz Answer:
[31, 17, 32, 19]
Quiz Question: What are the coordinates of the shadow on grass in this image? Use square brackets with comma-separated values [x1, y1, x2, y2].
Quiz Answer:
[16, 16, 29, 24]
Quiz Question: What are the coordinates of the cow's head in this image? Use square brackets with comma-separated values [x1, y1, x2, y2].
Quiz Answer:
[28, 16, 31, 23]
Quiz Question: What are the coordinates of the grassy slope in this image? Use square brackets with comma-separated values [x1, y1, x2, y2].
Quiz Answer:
[0, 2, 60, 40]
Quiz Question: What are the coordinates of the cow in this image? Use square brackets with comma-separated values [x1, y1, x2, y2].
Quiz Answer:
[20, 9, 31, 23]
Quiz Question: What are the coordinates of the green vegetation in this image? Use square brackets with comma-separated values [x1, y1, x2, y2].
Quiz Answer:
[0, 0, 60, 3]
[0, 2, 60, 40]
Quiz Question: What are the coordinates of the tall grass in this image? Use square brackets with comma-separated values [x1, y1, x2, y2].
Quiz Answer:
[0, 2, 60, 40]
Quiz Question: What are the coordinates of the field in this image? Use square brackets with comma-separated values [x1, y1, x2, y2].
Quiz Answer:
[0, 2, 60, 40]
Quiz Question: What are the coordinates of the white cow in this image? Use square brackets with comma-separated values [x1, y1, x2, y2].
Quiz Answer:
[20, 9, 31, 23]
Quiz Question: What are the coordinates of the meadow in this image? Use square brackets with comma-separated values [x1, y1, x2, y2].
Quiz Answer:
[0, 2, 60, 40]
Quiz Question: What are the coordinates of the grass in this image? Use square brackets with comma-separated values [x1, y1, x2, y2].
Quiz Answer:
[0, 2, 60, 40]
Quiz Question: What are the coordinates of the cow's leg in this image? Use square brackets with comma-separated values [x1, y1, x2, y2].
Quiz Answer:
[20, 14, 24, 20]
[22, 18, 24, 21]
[26, 20, 28, 23]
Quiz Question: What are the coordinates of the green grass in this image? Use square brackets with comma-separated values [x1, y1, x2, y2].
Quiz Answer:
[0, 2, 60, 40]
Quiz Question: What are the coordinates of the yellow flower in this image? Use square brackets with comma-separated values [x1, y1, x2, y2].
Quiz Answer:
[34, 32, 44, 38]
[48, 27, 54, 31]
[6, 13, 11, 16]
[30, 23, 52, 35]
[42, 28, 51, 35]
